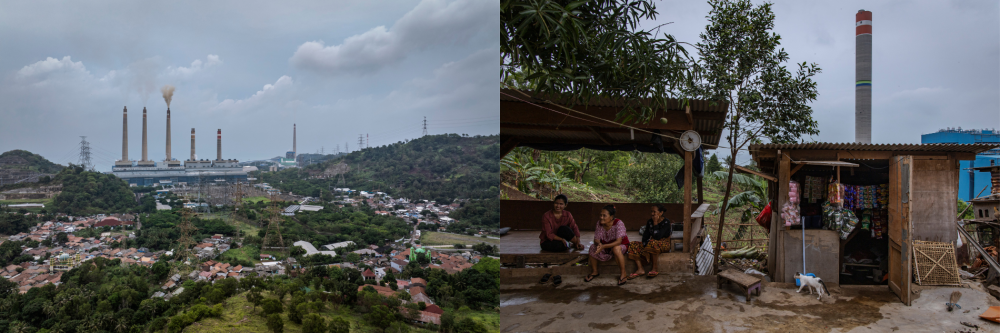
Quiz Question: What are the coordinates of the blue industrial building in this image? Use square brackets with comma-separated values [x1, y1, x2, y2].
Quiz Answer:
[921, 128, 1000, 201]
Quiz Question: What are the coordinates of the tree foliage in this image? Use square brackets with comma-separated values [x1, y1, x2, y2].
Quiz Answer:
[52, 165, 137, 215]
[692, 0, 821, 272]
[502, 0, 693, 123]
[262, 134, 498, 200]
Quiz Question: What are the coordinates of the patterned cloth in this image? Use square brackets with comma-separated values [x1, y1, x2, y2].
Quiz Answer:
[589, 219, 628, 261]
[627, 238, 671, 262]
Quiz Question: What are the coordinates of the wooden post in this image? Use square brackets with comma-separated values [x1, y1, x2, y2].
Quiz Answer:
[697, 176, 704, 205]
[684, 150, 693, 253]
[774, 152, 791, 281]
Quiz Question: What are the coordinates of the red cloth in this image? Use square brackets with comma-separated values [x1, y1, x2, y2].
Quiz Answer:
[539, 210, 580, 244]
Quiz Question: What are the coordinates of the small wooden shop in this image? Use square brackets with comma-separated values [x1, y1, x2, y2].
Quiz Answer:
[499, 89, 725, 266]
[750, 142, 998, 304]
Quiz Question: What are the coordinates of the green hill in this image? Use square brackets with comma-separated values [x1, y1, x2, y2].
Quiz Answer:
[0, 149, 64, 174]
[51, 165, 137, 214]
[261, 134, 499, 200]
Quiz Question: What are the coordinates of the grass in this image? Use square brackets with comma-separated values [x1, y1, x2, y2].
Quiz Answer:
[185, 291, 498, 333]
[219, 245, 261, 265]
[421, 232, 499, 246]
[244, 196, 271, 204]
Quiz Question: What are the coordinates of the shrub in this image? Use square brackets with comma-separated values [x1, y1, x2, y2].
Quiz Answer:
[301, 313, 326, 333]
[261, 298, 283, 315]
[266, 314, 284, 333]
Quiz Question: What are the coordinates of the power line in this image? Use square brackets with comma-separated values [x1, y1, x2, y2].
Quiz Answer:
[78, 136, 93, 171]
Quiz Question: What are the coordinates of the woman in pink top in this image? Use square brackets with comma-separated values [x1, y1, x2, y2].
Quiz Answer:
[539, 194, 583, 252]
[585, 204, 630, 285]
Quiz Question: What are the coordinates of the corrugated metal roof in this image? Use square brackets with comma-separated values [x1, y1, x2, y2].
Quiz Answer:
[500, 88, 727, 112]
[749, 142, 998, 154]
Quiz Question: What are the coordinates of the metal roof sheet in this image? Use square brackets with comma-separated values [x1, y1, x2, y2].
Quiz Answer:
[500, 89, 727, 112]
[749, 142, 999, 154]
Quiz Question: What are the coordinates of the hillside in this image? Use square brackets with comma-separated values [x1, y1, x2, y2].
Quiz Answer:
[0, 149, 64, 188]
[262, 134, 499, 200]
[51, 165, 137, 214]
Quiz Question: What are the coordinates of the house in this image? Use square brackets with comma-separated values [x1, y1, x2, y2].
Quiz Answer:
[362, 269, 376, 281]
[748, 142, 999, 305]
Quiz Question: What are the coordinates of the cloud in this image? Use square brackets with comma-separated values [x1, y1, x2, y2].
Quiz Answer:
[209, 75, 294, 114]
[167, 54, 223, 78]
[289, 0, 493, 76]
[15, 56, 89, 82]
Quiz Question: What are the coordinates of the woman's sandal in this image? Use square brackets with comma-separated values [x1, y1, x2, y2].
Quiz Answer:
[584, 273, 600, 282]
[617, 276, 628, 286]
[647, 271, 659, 278]
[552, 275, 562, 286]
[540, 273, 552, 284]
[627, 272, 643, 280]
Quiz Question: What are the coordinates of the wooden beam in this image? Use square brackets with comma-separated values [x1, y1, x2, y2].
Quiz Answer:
[734, 165, 777, 182]
[697, 175, 704, 204]
[789, 163, 805, 177]
[501, 137, 519, 158]
[588, 126, 613, 145]
[499, 123, 721, 139]
[501, 100, 725, 131]
[560, 255, 587, 267]
[685, 104, 694, 126]
[683, 150, 693, 253]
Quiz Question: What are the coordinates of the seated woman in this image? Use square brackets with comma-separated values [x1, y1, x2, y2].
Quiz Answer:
[627, 204, 672, 279]
[584, 205, 629, 285]
[539, 194, 583, 252]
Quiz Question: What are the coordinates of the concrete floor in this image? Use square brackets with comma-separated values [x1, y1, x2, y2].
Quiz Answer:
[501, 272, 1000, 332]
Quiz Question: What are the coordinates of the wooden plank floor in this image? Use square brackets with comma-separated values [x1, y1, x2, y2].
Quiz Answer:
[500, 230, 646, 265]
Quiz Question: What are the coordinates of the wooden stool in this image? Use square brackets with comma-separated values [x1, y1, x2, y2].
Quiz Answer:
[717, 269, 763, 303]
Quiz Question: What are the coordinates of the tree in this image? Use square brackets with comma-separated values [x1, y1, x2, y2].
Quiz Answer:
[290, 246, 306, 257]
[56, 232, 69, 245]
[708, 171, 767, 242]
[502, 0, 692, 122]
[247, 288, 264, 314]
[693, 0, 821, 273]
[472, 243, 495, 256]
[261, 298, 283, 315]
[706, 153, 722, 174]
[301, 313, 326, 333]
[365, 305, 395, 332]
[151, 260, 169, 280]
[266, 314, 284, 333]
[328, 317, 350, 333]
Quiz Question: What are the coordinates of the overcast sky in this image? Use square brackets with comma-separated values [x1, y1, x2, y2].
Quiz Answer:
[0, 0, 499, 171]
[646, 0, 1000, 165]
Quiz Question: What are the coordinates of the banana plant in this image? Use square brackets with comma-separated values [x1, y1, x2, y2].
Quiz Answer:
[708, 170, 768, 241]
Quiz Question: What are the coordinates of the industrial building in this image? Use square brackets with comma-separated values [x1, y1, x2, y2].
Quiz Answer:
[921, 128, 1000, 200]
[111, 106, 247, 187]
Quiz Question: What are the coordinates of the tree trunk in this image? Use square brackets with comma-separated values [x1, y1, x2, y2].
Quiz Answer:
[712, 156, 738, 274]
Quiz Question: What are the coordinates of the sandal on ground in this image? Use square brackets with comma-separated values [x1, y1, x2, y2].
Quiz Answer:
[584, 273, 600, 282]
[647, 271, 659, 278]
[552, 275, 562, 286]
[540, 273, 552, 284]
[617, 276, 628, 286]
[627, 273, 643, 280]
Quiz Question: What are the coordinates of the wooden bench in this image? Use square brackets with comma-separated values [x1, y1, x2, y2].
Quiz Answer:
[717, 269, 763, 303]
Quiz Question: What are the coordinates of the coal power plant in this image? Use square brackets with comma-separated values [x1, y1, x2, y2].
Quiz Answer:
[111, 105, 247, 187]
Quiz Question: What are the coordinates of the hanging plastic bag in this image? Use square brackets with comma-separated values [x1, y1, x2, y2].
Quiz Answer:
[756, 202, 772, 230]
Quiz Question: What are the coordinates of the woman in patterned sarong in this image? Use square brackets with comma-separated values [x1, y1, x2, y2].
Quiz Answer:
[626, 204, 672, 279]
[584, 205, 630, 285]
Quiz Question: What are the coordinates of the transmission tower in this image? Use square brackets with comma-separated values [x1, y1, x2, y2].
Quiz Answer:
[261, 194, 286, 254]
[345, 141, 349, 153]
[358, 134, 364, 151]
[422, 117, 428, 136]
[176, 208, 199, 261]
[78, 136, 93, 170]
[366, 134, 369, 149]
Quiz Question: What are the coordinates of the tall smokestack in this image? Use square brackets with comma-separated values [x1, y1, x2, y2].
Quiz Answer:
[217, 129, 222, 161]
[190, 128, 196, 161]
[142, 107, 149, 161]
[293, 123, 297, 158]
[122, 106, 128, 161]
[856, 10, 872, 143]
[166, 108, 171, 161]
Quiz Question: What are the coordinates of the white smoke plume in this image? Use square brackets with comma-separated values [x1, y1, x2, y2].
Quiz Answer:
[161, 85, 175, 108]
